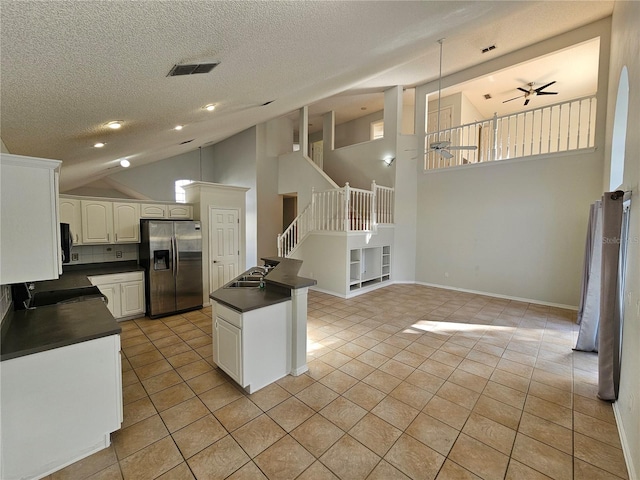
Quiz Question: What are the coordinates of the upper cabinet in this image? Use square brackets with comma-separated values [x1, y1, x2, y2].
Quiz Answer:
[113, 202, 140, 243]
[168, 204, 192, 219]
[59, 197, 82, 245]
[81, 200, 114, 244]
[1, 154, 62, 283]
[140, 203, 167, 219]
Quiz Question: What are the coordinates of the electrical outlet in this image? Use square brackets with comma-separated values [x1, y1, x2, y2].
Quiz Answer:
[116, 251, 123, 258]
[71, 253, 79, 261]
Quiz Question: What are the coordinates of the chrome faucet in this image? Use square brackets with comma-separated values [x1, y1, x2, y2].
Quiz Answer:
[247, 266, 267, 276]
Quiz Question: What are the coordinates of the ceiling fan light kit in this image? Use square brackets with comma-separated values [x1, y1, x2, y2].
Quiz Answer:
[502, 80, 558, 106]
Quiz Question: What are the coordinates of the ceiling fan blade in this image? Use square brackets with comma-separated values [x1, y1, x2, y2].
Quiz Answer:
[524, 98, 530, 106]
[536, 91, 558, 96]
[430, 140, 451, 149]
[502, 95, 524, 103]
[439, 150, 454, 159]
[535, 81, 556, 93]
[517, 87, 530, 94]
[447, 146, 478, 151]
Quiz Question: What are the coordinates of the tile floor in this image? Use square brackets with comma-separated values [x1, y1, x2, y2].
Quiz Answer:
[49, 284, 629, 480]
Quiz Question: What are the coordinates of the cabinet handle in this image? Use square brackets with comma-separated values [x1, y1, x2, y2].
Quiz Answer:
[75, 234, 79, 243]
[115, 233, 118, 242]
[107, 233, 110, 242]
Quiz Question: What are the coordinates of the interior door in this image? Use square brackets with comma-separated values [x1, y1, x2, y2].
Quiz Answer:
[210, 208, 239, 292]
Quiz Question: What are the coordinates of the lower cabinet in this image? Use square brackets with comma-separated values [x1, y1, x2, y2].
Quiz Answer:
[349, 245, 391, 292]
[89, 272, 145, 320]
[0, 335, 122, 480]
[213, 301, 290, 394]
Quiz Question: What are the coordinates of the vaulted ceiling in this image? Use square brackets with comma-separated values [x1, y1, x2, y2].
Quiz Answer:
[0, 1, 613, 191]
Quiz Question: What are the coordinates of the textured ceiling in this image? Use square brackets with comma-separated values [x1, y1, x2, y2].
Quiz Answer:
[0, 1, 613, 190]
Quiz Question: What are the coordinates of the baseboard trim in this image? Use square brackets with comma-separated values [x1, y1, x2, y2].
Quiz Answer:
[413, 282, 578, 311]
[612, 401, 636, 480]
[291, 365, 309, 376]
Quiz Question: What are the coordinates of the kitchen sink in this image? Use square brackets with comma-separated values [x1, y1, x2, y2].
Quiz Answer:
[28, 286, 106, 308]
[226, 280, 262, 288]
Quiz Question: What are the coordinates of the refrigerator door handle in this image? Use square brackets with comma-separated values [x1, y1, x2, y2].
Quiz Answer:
[170, 235, 177, 278]
[174, 235, 180, 278]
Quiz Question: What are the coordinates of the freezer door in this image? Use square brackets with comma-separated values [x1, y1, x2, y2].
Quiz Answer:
[146, 221, 176, 316]
[174, 221, 203, 311]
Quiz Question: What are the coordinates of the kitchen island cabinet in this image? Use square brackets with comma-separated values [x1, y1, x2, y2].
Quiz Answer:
[89, 271, 145, 320]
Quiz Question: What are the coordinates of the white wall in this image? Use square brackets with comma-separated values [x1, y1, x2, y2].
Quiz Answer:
[416, 150, 603, 307]
[605, 1, 640, 475]
[278, 152, 338, 214]
[291, 233, 347, 296]
[334, 108, 383, 149]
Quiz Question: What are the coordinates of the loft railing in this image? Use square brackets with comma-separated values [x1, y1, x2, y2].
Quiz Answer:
[425, 95, 597, 170]
[277, 181, 394, 257]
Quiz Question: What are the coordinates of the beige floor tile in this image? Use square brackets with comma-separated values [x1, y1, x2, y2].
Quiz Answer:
[320, 395, 368, 430]
[336, 341, 367, 357]
[405, 368, 446, 393]
[51, 445, 118, 480]
[141, 371, 183, 396]
[212, 397, 262, 432]
[393, 349, 428, 368]
[449, 433, 509, 480]
[532, 368, 573, 391]
[268, 396, 315, 432]
[127, 349, 164, 368]
[385, 433, 445, 480]
[423, 395, 471, 430]
[247, 381, 291, 410]
[187, 435, 250, 480]
[472, 395, 522, 430]
[291, 413, 345, 457]
[574, 410, 622, 448]
[362, 459, 411, 479]
[275, 373, 315, 394]
[573, 394, 617, 424]
[356, 349, 389, 368]
[349, 412, 402, 457]
[505, 459, 553, 479]
[389, 381, 433, 410]
[176, 359, 212, 381]
[528, 380, 572, 408]
[231, 414, 287, 458]
[362, 369, 403, 394]
[436, 381, 480, 410]
[457, 358, 495, 379]
[150, 382, 195, 412]
[297, 461, 339, 480]
[524, 395, 572, 429]
[319, 369, 359, 394]
[306, 359, 336, 380]
[430, 350, 464, 368]
[160, 396, 209, 433]
[185, 369, 228, 395]
[113, 415, 169, 460]
[418, 358, 456, 379]
[225, 461, 267, 480]
[371, 395, 419, 430]
[405, 412, 459, 456]
[574, 458, 628, 480]
[318, 349, 353, 368]
[172, 414, 227, 459]
[378, 358, 416, 379]
[512, 433, 572, 480]
[489, 368, 530, 393]
[320, 434, 381, 480]
[134, 359, 174, 381]
[121, 397, 157, 429]
[199, 382, 244, 412]
[122, 382, 148, 405]
[254, 435, 315, 480]
[295, 382, 339, 411]
[119, 437, 183, 480]
[157, 341, 193, 359]
[518, 411, 572, 454]
[343, 382, 386, 410]
[85, 463, 123, 480]
[406, 341, 437, 358]
[461, 413, 516, 455]
[574, 432, 629, 479]
[436, 459, 482, 480]
[338, 358, 376, 380]
[166, 350, 202, 369]
[482, 381, 526, 410]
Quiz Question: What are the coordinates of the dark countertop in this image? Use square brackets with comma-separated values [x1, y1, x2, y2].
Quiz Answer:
[34, 261, 144, 292]
[1, 298, 121, 361]
[210, 257, 316, 313]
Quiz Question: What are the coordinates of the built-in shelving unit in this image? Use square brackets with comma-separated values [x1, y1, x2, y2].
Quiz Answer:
[349, 245, 391, 291]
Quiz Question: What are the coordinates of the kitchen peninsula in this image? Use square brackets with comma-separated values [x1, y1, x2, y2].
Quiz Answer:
[209, 257, 316, 393]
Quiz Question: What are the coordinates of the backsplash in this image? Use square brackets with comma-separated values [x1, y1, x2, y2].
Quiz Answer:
[68, 244, 138, 265]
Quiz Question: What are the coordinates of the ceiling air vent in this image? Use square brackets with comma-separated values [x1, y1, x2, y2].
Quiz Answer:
[167, 62, 219, 77]
[484, 93, 492, 100]
[180, 139, 195, 145]
[481, 45, 496, 54]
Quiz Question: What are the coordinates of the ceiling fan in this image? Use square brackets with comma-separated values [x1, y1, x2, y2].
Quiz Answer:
[429, 39, 477, 159]
[503, 81, 558, 106]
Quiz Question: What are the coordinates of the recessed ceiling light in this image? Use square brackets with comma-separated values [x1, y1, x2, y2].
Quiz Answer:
[119, 159, 130, 168]
[204, 104, 216, 111]
[174, 125, 184, 131]
[94, 142, 105, 148]
[106, 121, 122, 129]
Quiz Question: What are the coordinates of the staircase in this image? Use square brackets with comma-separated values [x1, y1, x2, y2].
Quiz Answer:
[277, 181, 394, 257]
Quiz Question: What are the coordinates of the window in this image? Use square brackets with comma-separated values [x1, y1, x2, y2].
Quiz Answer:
[174, 179, 193, 203]
[370, 120, 384, 140]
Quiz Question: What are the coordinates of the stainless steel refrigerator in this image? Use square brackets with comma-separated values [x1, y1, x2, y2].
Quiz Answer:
[139, 220, 203, 318]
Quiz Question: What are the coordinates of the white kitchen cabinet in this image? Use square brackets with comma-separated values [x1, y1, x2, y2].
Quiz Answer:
[81, 200, 114, 244]
[140, 203, 168, 218]
[113, 202, 140, 243]
[0, 335, 122, 480]
[59, 196, 83, 245]
[168, 204, 193, 219]
[212, 301, 290, 393]
[89, 272, 144, 320]
[1, 154, 62, 284]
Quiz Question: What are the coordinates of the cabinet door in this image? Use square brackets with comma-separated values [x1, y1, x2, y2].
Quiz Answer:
[113, 202, 140, 243]
[120, 281, 145, 317]
[59, 197, 83, 245]
[168, 204, 192, 219]
[140, 203, 167, 219]
[81, 200, 114, 244]
[214, 317, 243, 385]
[96, 283, 120, 318]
